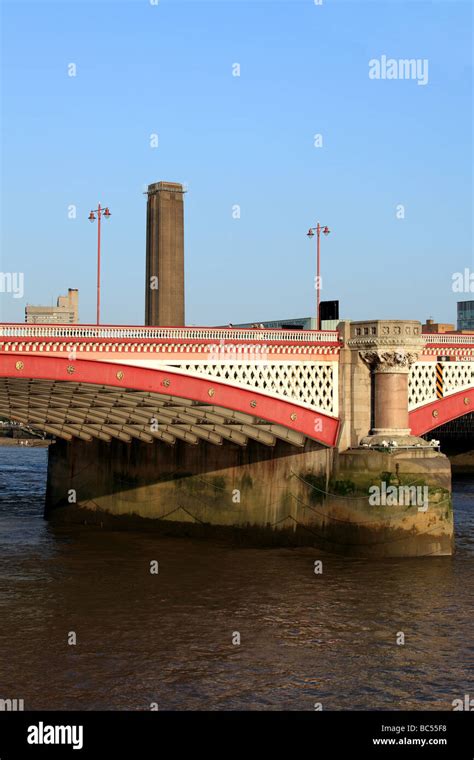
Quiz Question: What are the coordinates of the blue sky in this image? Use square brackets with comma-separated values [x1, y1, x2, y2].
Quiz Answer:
[1, 0, 472, 326]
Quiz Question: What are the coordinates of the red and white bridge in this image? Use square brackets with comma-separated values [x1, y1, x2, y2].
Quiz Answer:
[0, 323, 473, 449]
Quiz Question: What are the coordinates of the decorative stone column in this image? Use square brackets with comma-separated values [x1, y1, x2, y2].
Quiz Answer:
[348, 320, 425, 443]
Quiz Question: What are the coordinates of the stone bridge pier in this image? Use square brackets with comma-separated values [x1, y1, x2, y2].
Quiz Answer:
[333, 320, 452, 557]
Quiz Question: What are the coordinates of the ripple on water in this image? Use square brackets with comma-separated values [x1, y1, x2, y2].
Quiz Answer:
[0, 447, 472, 710]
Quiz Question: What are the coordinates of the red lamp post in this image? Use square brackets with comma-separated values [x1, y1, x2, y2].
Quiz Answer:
[88, 203, 111, 325]
[307, 222, 331, 331]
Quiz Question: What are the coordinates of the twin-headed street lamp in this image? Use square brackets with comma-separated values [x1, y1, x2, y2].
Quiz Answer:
[307, 222, 331, 331]
[88, 203, 111, 325]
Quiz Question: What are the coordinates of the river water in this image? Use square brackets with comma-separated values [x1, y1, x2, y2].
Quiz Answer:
[0, 447, 472, 711]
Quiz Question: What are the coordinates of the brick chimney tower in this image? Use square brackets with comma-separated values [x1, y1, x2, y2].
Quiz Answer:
[145, 181, 185, 326]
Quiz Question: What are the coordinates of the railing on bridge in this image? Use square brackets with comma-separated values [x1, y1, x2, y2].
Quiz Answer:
[0, 324, 341, 344]
[422, 333, 474, 345]
[2, 324, 473, 345]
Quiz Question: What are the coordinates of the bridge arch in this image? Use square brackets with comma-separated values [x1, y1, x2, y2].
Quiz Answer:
[409, 388, 474, 437]
[0, 355, 339, 448]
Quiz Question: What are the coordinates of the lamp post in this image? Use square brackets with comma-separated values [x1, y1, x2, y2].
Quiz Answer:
[88, 203, 111, 325]
[307, 222, 330, 330]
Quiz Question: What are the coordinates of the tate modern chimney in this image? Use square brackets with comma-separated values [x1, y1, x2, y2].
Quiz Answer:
[145, 181, 185, 326]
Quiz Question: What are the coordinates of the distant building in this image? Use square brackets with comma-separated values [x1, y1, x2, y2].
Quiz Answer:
[457, 301, 474, 331]
[422, 318, 455, 334]
[235, 317, 316, 330]
[25, 288, 79, 324]
[234, 302, 340, 332]
[234, 317, 342, 331]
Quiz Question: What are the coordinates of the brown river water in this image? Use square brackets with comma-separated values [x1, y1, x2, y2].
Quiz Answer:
[0, 447, 472, 710]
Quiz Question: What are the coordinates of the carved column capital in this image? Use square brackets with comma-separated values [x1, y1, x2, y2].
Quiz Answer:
[348, 321, 424, 375]
[359, 348, 421, 374]
[345, 320, 426, 440]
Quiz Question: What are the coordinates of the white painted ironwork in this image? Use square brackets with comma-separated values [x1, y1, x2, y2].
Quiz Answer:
[443, 362, 474, 398]
[408, 363, 437, 410]
[170, 361, 339, 416]
[409, 361, 474, 410]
